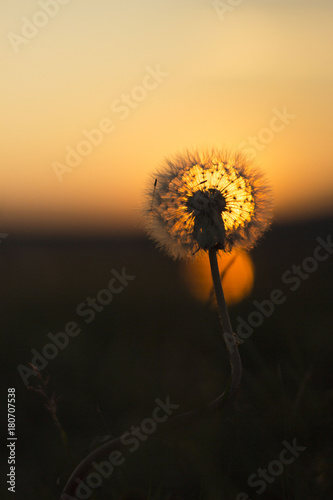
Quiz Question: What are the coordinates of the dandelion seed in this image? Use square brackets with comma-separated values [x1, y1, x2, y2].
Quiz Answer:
[150, 178, 157, 211]
[143, 149, 273, 260]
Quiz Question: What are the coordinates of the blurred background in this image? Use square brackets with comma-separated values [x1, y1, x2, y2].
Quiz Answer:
[1, 0, 333, 499]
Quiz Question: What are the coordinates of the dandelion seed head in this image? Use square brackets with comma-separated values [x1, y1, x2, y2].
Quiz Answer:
[143, 149, 273, 260]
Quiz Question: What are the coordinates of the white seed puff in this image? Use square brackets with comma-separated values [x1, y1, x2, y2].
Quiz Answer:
[143, 149, 273, 260]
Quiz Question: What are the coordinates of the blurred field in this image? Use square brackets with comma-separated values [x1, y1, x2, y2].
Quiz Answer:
[1, 217, 333, 500]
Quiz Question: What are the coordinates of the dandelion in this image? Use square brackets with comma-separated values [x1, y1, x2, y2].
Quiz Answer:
[60, 148, 273, 499]
[144, 148, 272, 260]
[143, 148, 273, 401]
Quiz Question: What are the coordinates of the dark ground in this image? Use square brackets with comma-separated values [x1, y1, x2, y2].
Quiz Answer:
[1, 217, 333, 500]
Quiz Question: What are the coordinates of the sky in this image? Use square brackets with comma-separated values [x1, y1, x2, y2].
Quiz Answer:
[1, 0, 333, 233]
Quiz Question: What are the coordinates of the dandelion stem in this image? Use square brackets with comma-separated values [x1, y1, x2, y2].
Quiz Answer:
[208, 247, 242, 399]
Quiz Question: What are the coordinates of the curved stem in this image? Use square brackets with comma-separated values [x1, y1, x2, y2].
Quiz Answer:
[60, 436, 123, 498]
[208, 247, 242, 398]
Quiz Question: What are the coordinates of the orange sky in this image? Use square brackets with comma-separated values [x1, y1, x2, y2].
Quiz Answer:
[1, 0, 333, 233]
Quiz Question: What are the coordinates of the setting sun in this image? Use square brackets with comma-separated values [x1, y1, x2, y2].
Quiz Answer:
[181, 250, 254, 306]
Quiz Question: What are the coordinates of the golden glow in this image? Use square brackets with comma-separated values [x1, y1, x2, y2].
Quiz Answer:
[165, 162, 255, 245]
[180, 162, 254, 230]
[146, 149, 271, 259]
[181, 250, 254, 306]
